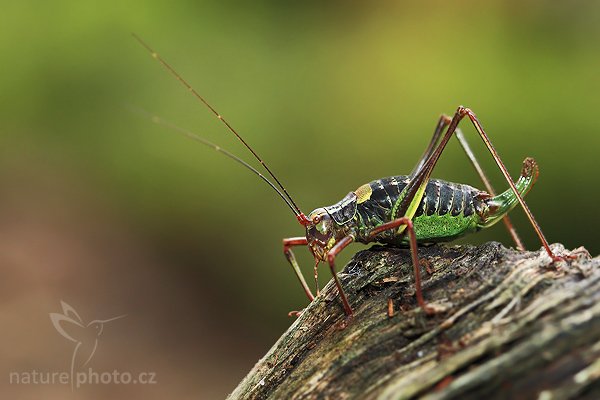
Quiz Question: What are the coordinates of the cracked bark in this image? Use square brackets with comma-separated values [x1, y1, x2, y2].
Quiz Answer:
[228, 242, 599, 400]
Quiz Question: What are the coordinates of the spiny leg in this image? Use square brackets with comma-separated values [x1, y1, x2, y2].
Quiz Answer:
[455, 108, 559, 259]
[326, 236, 355, 316]
[412, 114, 525, 250]
[369, 217, 434, 314]
[399, 106, 560, 260]
[283, 237, 315, 302]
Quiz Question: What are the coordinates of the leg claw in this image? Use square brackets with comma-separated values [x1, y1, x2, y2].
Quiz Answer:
[422, 302, 450, 315]
[420, 258, 434, 275]
[288, 309, 305, 318]
[551, 247, 591, 263]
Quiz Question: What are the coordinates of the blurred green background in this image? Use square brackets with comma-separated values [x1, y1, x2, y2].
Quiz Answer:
[1, 1, 599, 398]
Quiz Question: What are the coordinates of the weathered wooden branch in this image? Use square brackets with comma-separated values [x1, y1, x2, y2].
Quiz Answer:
[228, 242, 599, 400]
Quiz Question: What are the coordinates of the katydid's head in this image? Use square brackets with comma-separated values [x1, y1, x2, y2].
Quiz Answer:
[305, 208, 337, 261]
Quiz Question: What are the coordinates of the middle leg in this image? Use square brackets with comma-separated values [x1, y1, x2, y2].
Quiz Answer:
[283, 237, 315, 302]
[326, 236, 355, 316]
[369, 217, 434, 314]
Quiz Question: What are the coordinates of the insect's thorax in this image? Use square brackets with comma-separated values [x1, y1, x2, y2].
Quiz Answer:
[323, 176, 488, 246]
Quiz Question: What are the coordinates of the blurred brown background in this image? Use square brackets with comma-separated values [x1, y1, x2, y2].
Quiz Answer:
[1, 1, 599, 398]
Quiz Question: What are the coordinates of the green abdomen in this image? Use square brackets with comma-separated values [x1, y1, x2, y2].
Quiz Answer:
[412, 212, 479, 243]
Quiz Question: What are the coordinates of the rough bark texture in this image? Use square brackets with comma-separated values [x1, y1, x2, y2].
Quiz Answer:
[228, 242, 598, 400]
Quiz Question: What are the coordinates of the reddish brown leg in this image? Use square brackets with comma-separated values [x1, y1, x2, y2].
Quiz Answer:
[387, 298, 395, 318]
[421, 258, 434, 275]
[397, 106, 561, 261]
[457, 108, 561, 260]
[369, 217, 434, 314]
[283, 237, 315, 302]
[326, 236, 355, 316]
[414, 114, 524, 250]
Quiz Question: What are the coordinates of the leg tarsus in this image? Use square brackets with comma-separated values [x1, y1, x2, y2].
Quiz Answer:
[570, 247, 592, 260]
[287, 309, 304, 318]
[420, 258, 434, 275]
[387, 298, 395, 318]
[551, 253, 580, 263]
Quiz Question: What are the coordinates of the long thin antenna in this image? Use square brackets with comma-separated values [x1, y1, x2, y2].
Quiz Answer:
[132, 34, 308, 223]
[130, 106, 300, 216]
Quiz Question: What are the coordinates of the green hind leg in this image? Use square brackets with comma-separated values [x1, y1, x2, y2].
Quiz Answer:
[403, 106, 561, 261]
[413, 114, 526, 250]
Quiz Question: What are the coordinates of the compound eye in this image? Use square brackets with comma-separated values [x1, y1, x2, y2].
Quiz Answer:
[315, 219, 328, 235]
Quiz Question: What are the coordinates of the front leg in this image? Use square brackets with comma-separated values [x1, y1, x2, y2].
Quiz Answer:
[283, 237, 314, 302]
[326, 236, 355, 316]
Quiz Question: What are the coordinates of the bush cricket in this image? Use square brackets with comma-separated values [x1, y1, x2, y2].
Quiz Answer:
[133, 34, 575, 318]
